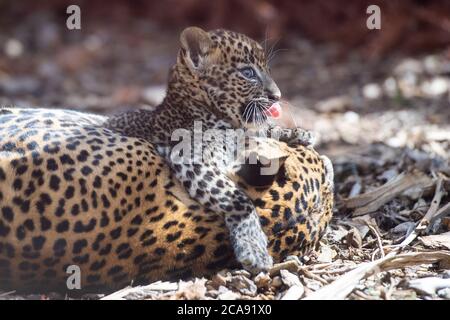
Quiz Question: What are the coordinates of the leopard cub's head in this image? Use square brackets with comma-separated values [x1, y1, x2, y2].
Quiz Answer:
[170, 27, 281, 129]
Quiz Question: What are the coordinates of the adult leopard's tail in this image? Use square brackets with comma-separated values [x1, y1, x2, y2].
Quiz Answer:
[320, 155, 334, 192]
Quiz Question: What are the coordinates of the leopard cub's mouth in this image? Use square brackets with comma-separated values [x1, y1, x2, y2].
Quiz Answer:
[241, 97, 282, 127]
[264, 102, 282, 119]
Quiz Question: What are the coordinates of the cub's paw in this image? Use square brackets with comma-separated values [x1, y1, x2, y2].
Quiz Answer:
[288, 128, 316, 147]
[231, 224, 273, 274]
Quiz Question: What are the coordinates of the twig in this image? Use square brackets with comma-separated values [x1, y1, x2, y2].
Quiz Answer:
[0, 290, 16, 298]
[367, 223, 385, 260]
[365, 239, 392, 249]
[400, 178, 444, 247]
[299, 268, 329, 285]
[428, 202, 450, 232]
[310, 265, 357, 275]
[101, 281, 178, 300]
[303, 262, 334, 270]
[269, 260, 300, 276]
[353, 290, 378, 300]
[384, 277, 396, 300]
[422, 178, 445, 224]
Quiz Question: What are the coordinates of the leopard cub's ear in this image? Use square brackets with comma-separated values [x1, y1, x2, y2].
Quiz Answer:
[180, 27, 216, 71]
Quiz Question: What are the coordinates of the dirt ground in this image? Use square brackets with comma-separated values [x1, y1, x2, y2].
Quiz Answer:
[0, 13, 449, 300]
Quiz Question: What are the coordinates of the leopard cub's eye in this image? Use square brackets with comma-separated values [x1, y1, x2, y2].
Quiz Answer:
[239, 67, 257, 80]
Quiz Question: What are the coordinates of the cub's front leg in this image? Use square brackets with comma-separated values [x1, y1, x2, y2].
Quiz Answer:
[165, 148, 273, 273]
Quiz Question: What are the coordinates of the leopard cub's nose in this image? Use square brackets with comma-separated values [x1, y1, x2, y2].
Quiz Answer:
[268, 92, 281, 101]
[265, 84, 281, 101]
[267, 89, 281, 101]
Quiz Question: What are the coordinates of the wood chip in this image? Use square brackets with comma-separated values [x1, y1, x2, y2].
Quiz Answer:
[229, 275, 257, 296]
[254, 272, 271, 289]
[218, 290, 241, 300]
[280, 285, 305, 300]
[280, 269, 302, 287]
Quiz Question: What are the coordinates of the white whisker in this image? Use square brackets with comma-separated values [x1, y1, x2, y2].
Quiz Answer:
[267, 38, 280, 62]
[252, 103, 257, 126]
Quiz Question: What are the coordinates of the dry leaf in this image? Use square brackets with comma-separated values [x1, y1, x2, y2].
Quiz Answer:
[407, 277, 450, 295]
[344, 171, 433, 216]
[317, 245, 337, 263]
[419, 232, 450, 250]
[175, 279, 207, 300]
[346, 227, 363, 248]
[330, 226, 349, 242]
[443, 217, 450, 231]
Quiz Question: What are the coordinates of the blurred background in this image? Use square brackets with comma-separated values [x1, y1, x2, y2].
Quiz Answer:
[0, 0, 449, 158]
[1, 1, 449, 299]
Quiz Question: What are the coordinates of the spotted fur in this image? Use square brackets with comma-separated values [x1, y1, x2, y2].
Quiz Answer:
[0, 107, 333, 291]
[0, 28, 334, 291]
[106, 27, 311, 273]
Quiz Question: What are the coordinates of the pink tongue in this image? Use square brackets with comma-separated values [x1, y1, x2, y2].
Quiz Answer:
[265, 102, 281, 119]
